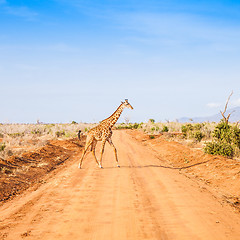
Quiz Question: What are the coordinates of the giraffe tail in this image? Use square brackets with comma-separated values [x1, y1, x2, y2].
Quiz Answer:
[77, 130, 81, 140]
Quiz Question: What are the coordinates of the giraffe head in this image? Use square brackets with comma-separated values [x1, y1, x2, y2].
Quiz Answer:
[121, 99, 134, 109]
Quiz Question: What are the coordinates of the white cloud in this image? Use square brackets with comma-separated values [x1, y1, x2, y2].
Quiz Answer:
[206, 102, 221, 108]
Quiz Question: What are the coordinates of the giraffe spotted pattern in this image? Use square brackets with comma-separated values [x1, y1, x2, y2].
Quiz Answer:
[78, 99, 133, 169]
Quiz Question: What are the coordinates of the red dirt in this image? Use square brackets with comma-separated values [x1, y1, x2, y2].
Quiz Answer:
[0, 137, 86, 202]
[130, 130, 240, 210]
[0, 130, 240, 240]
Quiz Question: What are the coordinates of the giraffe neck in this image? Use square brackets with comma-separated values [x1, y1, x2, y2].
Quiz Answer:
[101, 104, 124, 128]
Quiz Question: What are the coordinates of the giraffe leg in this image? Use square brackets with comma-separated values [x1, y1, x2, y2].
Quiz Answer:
[99, 139, 107, 168]
[107, 138, 120, 167]
[91, 140, 100, 166]
[78, 138, 93, 169]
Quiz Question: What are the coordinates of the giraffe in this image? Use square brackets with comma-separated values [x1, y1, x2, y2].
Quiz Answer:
[78, 99, 133, 169]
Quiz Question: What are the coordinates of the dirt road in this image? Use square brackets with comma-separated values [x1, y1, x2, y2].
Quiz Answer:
[1, 130, 240, 240]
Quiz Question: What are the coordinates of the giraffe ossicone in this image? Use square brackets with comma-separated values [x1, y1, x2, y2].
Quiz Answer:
[78, 99, 133, 169]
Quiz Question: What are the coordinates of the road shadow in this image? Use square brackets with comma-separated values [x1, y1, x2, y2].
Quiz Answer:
[103, 161, 209, 170]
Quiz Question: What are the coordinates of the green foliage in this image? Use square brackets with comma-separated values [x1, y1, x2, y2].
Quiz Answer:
[194, 123, 204, 131]
[181, 124, 193, 135]
[193, 131, 204, 142]
[71, 121, 77, 124]
[149, 135, 155, 139]
[55, 130, 65, 137]
[181, 124, 192, 137]
[204, 142, 234, 157]
[149, 119, 155, 123]
[0, 142, 6, 151]
[8, 132, 24, 138]
[31, 129, 41, 135]
[116, 122, 142, 130]
[162, 126, 169, 132]
[204, 120, 240, 157]
[132, 123, 140, 129]
[181, 123, 205, 142]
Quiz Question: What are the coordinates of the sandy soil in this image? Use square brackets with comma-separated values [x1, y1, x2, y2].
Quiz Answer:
[0, 130, 240, 240]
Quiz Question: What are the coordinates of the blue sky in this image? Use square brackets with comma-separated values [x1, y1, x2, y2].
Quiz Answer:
[1, 0, 240, 123]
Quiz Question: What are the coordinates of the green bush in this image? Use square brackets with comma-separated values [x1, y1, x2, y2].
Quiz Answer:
[194, 123, 204, 131]
[55, 130, 65, 137]
[181, 125, 188, 137]
[181, 124, 193, 138]
[31, 129, 41, 135]
[162, 126, 169, 132]
[132, 123, 140, 129]
[204, 142, 234, 157]
[193, 131, 204, 142]
[212, 121, 240, 147]
[149, 119, 155, 123]
[181, 123, 204, 142]
[8, 132, 24, 137]
[204, 120, 240, 157]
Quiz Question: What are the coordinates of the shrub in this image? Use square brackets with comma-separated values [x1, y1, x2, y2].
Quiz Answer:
[181, 125, 188, 137]
[181, 123, 205, 142]
[55, 131, 65, 137]
[193, 131, 204, 142]
[204, 142, 234, 157]
[181, 124, 193, 137]
[162, 126, 169, 132]
[151, 127, 155, 132]
[194, 123, 204, 131]
[149, 119, 155, 123]
[132, 123, 140, 129]
[212, 121, 240, 147]
[204, 120, 240, 157]
[31, 129, 41, 135]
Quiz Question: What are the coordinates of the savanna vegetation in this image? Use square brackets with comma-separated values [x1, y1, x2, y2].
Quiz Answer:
[0, 122, 96, 163]
[1, 116, 240, 164]
[0, 92, 239, 163]
[116, 93, 240, 158]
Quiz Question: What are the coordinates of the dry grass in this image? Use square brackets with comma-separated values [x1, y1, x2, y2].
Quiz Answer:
[129, 121, 217, 137]
[0, 123, 95, 160]
[1, 121, 239, 160]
